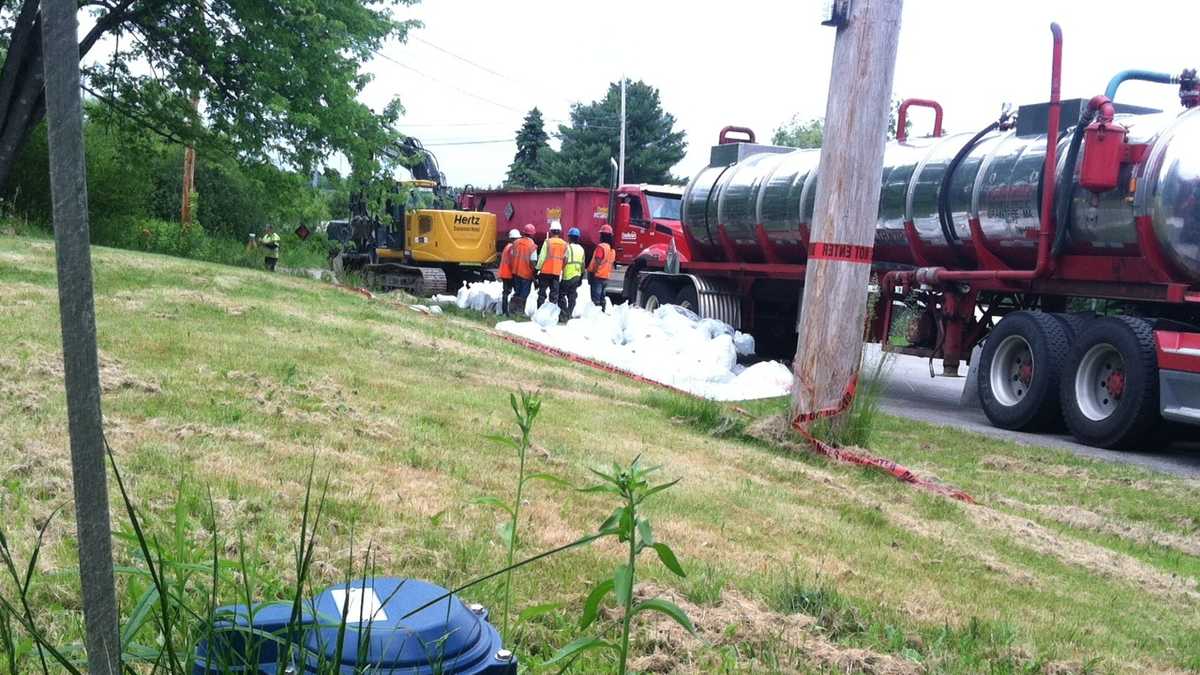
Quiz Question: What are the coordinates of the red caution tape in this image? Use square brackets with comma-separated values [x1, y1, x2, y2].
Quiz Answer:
[807, 241, 874, 264]
[497, 328, 975, 504]
[790, 377, 975, 503]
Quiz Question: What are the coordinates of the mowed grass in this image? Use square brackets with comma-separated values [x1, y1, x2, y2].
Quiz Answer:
[2, 234, 1200, 672]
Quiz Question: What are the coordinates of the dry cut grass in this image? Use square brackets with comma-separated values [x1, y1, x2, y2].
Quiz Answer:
[1, 235, 1199, 673]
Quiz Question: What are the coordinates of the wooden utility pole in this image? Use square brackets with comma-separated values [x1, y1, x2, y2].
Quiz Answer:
[180, 97, 199, 226]
[41, 0, 121, 672]
[792, 0, 903, 429]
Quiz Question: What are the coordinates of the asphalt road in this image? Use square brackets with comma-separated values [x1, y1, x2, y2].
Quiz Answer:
[874, 346, 1200, 478]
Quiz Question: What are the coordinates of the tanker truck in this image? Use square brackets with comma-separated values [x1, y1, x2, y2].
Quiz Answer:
[629, 24, 1200, 450]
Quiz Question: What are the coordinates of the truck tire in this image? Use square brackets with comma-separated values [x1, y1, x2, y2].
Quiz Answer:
[1052, 312, 1095, 338]
[1060, 316, 1160, 450]
[676, 282, 699, 314]
[977, 311, 1070, 431]
[640, 278, 677, 312]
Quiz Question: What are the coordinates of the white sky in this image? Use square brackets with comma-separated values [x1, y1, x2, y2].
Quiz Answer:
[358, 0, 1197, 187]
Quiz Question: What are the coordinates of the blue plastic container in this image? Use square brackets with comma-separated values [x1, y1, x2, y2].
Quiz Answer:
[193, 578, 515, 674]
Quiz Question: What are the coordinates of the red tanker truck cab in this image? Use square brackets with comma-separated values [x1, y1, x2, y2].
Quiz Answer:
[612, 185, 691, 265]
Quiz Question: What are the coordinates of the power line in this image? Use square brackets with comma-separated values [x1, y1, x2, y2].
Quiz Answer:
[409, 35, 584, 110]
[411, 36, 514, 82]
[373, 49, 526, 114]
[423, 138, 513, 146]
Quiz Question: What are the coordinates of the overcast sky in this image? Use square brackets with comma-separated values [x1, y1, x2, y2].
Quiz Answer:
[357, 0, 1199, 187]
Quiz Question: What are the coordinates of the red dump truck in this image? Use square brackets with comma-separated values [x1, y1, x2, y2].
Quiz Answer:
[625, 25, 1200, 450]
[457, 184, 689, 293]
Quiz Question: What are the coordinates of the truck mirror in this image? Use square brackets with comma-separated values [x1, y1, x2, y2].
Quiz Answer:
[616, 202, 631, 230]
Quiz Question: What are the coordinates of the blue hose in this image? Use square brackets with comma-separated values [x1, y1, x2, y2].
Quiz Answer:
[1105, 69, 1177, 101]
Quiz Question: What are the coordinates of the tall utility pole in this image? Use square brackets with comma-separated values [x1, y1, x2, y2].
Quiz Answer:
[41, 0, 121, 672]
[618, 77, 627, 186]
[180, 96, 199, 226]
[791, 0, 904, 430]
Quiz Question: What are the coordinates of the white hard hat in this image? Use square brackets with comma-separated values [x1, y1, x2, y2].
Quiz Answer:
[549, 221, 562, 232]
[508, 228, 520, 239]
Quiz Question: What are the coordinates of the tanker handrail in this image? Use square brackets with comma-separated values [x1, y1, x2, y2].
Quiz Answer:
[896, 98, 944, 143]
[718, 126, 756, 145]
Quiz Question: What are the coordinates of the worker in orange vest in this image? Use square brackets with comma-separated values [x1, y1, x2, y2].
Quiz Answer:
[509, 224, 538, 316]
[588, 224, 616, 307]
[535, 221, 567, 309]
[497, 228, 520, 314]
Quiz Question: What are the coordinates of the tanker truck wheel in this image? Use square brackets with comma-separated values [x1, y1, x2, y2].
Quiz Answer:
[977, 311, 1069, 431]
[1060, 316, 1160, 450]
[640, 278, 677, 312]
[675, 283, 699, 314]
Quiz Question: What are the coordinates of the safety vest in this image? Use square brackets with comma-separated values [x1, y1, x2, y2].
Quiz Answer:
[261, 232, 281, 259]
[588, 243, 614, 280]
[498, 242, 515, 280]
[511, 237, 537, 279]
[537, 236, 567, 276]
[562, 242, 585, 281]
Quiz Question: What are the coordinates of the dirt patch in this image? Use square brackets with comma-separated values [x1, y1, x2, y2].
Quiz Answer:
[144, 419, 267, 447]
[626, 582, 919, 674]
[966, 506, 1199, 601]
[979, 454, 1090, 480]
[158, 288, 249, 316]
[1033, 504, 1200, 558]
[26, 352, 161, 394]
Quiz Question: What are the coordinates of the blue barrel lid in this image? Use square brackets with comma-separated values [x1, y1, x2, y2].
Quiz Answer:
[302, 578, 502, 673]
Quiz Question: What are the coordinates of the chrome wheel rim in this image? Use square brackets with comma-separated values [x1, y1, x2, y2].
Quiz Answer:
[990, 335, 1034, 407]
[1074, 343, 1125, 421]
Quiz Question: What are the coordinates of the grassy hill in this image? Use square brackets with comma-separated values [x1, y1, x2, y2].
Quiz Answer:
[1, 235, 1199, 673]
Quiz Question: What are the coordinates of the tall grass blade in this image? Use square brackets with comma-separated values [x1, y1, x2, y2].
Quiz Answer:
[105, 436, 184, 674]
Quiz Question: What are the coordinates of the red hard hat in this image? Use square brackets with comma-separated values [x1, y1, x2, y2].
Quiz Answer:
[522, 223, 535, 235]
[599, 224, 614, 235]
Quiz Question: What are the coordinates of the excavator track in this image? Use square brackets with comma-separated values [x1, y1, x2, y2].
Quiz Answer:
[364, 264, 447, 297]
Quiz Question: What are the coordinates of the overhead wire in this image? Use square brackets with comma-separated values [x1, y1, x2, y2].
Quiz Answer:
[372, 49, 526, 114]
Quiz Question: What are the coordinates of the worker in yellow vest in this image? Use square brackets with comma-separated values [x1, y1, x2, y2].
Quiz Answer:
[558, 227, 586, 323]
[588, 224, 616, 306]
[260, 225, 281, 271]
[535, 221, 567, 308]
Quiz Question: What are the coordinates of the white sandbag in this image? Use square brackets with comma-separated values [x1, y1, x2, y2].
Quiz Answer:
[531, 302, 560, 330]
[733, 331, 756, 356]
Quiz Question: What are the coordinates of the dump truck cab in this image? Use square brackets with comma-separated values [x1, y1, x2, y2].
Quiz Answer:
[612, 184, 688, 265]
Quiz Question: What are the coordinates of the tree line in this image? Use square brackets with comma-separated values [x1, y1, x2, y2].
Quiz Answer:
[503, 80, 688, 188]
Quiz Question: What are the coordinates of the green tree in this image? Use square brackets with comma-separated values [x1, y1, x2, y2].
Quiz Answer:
[505, 107, 550, 187]
[769, 99, 912, 149]
[771, 116, 824, 148]
[0, 0, 416, 192]
[541, 80, 686, 187]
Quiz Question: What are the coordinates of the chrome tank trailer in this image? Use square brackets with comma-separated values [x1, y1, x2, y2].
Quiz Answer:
[681, 104, 1200, 282]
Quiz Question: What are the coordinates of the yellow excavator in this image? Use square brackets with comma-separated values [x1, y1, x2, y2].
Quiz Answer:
[328, 140, 498, 296]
